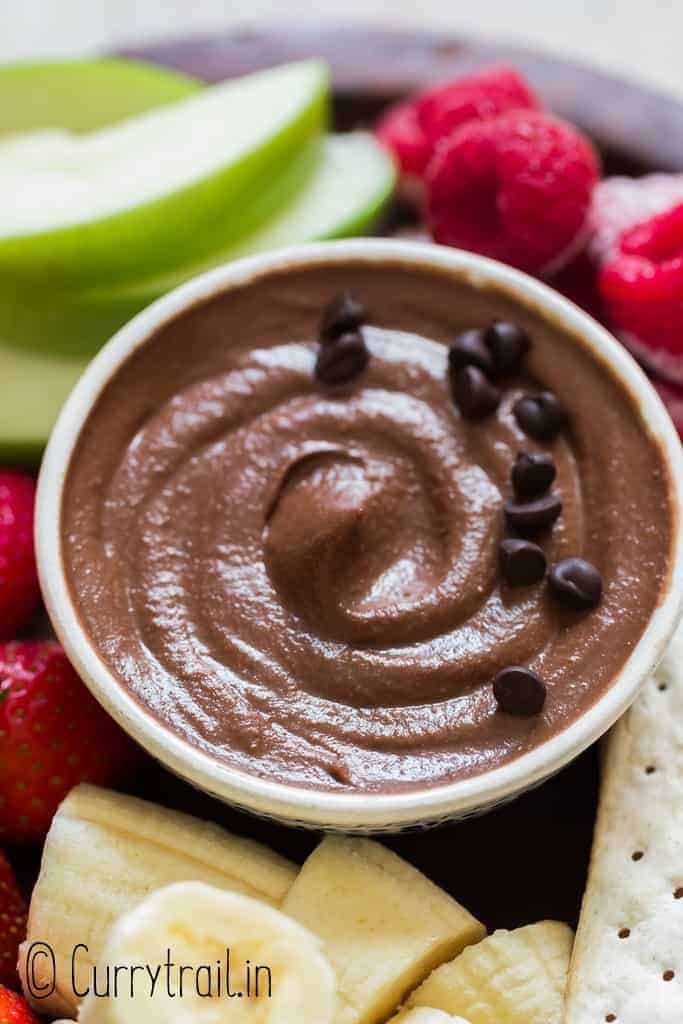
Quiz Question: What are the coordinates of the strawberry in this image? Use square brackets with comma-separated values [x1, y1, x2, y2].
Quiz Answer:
[0, 642, 140, 843]
[0, 985, 39, 1024]
[0, 473, 40, 642]
[0, 854, 26, 990]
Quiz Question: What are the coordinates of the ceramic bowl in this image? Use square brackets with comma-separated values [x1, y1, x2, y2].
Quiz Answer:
[36, 239, 683, 832]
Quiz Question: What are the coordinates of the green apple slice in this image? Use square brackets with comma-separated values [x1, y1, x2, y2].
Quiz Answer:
[0, 57, 202, 463]
[226, 130, 396, 255]
[0, 345, 88, 461]
[0, 58, 200, 137]
[0, 133, 394, 357]
[0, 133, 394, 459]
[0, 60, 328, 287]
[92, 131, 395, 306]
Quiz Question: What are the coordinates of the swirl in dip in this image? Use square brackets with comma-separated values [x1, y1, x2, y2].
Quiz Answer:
[61, 259, 674, 792]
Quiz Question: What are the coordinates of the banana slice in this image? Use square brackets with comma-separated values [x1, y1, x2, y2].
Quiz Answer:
[20, 784, 297, 1018]
[406, 921, 573, 1024]
[282, 836, 485, 1024]
[76, 881, 336, 1024]
[391, 1010, 471, 1023]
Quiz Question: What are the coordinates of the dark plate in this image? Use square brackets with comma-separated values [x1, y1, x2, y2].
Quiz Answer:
[16, 26, 676, 929]
[122, 24, 683, 176]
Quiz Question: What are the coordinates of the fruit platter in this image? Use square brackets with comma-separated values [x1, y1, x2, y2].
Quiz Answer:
[1, 24, 682, 1024]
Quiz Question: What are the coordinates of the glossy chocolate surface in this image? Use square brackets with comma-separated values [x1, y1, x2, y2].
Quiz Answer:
[62, 260, 673, 792]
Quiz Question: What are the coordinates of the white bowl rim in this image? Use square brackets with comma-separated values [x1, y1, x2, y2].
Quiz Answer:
[36, 238, 683, 830]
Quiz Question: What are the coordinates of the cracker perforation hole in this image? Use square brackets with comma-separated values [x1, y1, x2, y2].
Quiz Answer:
[663, 970, 675, 982]
[618, 927, 630, 939]
[605, 1014, 616, 1022]
[674, 887, 683, 899]
[632, 850, 644, 861]
[644, 764, 656, 774]
[658, 681, 668, 691]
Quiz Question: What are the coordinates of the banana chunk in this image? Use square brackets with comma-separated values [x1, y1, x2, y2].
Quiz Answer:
[282, 836, 485, 1024]
[76, 881, 336, 1024]
[391, 1009, 471, 1023]
[20, 784, 297, 1018]
[406, 921, 573, 1024]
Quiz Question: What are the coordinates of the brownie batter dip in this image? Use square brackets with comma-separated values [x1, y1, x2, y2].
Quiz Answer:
[61, 259, 674, 792]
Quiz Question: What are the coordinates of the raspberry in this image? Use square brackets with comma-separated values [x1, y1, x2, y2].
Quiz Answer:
[549, 250, 603, 320]
[375, 65, 540, 179]
[0, 472, 39, 641]
[551, 176, 683, 326]
[588, 173, 683, 266]
[418, 65, 541, 153]
[426, 110, 600, 275]
[588, 176, 683, 382]
[375, 99, 431, 177]
[599, 203, 683, 379]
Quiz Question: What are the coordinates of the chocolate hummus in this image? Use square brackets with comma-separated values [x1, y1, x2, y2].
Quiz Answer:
[61, 260, 674, 792]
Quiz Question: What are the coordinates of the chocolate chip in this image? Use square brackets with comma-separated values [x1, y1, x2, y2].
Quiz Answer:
[549, 557, 602, 609]
[504, 493, 562, 535]
[514, 391, 568, 441]
[484, 321, 531, 377]
[493, 666, 547, 716]
[448, 329, 495, 375]
[512, 452, 556, 498]
[315, 331, 369, 385]
[319, 291, 366, 341]
[499, 539, 547, 586]
[452, 365, 501, 419]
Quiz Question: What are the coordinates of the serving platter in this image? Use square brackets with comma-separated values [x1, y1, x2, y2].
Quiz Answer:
[15, 24, 676, 931]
